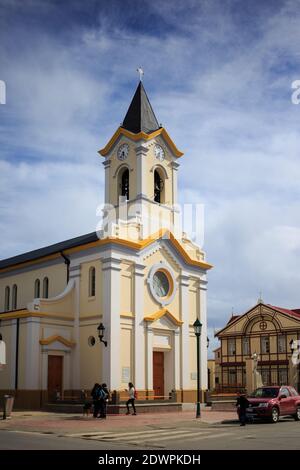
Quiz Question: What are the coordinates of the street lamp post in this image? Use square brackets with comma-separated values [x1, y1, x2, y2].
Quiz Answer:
[193, 318, 202, 418]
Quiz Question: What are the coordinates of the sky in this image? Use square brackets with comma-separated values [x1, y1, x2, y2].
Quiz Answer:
[1, 0, 300, 356]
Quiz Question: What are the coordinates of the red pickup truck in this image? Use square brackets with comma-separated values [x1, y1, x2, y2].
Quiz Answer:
[238, 386, 300, 423]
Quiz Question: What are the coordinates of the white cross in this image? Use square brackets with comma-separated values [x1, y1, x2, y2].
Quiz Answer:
[136, 67, 144, 81]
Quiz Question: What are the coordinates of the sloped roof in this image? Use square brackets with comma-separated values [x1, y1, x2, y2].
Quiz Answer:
[0, 232, 98, 270]
[121, 81, 160, 134]
[216, 302, 300, 337]
[226, 315, 240, 325]
[267, 304, 300, 320]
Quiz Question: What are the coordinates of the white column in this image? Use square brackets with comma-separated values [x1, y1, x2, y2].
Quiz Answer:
[134, 262, 146, 389]
[180, 273, 190, 390]
[41, 350, 48, 390]
[170, 161, 179, 205]
[102, 255, 121, 390]
[63, 351, 71, 391]
[145, 324, 153, 391]
[69, 264, 81, 390]
[198, 276, 208, 390]
[10, 319, 17, 389]
[174, 329, 181, 390]
[135, 144, 149, 199]
[25, 317, 41, 389]
[102, 159, 111, 204]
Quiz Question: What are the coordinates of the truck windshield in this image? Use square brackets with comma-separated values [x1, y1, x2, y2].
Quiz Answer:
[250, 388, 279, 398]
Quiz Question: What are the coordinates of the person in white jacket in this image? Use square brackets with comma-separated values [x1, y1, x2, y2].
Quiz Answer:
[125, 382, 137, 415]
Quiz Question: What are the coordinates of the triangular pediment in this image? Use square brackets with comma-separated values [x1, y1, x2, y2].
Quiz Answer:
[39, 335, 75, 348]
[216, 303, 300, 337]
[144, 308, 183, 327]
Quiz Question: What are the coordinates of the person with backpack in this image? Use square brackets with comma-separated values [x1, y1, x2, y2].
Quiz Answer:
[100, 383, 110, 419]
[91, 383, 101, 418]
[125, 382, 137, 415]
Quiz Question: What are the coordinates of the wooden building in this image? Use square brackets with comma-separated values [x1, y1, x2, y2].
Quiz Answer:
[215, 302, 300, 393]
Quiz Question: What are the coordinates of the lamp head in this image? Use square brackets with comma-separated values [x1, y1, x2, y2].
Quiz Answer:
[97, 323, 107, 347]
[193, 318, 202, 337]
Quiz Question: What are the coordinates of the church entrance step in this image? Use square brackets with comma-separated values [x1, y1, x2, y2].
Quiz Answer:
[44, 402, 182, 414]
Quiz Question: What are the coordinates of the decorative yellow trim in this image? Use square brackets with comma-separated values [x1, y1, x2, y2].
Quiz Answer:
[99, 127, 184, 158]
[120, 312, 134, 318]
[0, 229, 213, 274]
[0, 310, 72, 321]
[39, 335, 76, 347]
[144, 308, 183, 326]
[63, 229, 213, 270]
[0, 309, 28, 318]
[80, 314, 103, 321]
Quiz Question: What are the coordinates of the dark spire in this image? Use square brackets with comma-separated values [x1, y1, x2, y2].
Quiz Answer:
[121, 81, 160, 134]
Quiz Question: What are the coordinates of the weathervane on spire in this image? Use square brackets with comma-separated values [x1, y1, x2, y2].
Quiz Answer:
[136, 67, 144, 81]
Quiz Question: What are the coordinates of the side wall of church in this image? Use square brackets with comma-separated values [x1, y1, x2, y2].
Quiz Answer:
[0, 259, 66, 312]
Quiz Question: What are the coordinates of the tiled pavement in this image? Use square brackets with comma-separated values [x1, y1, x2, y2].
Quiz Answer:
[0, 409, 238, 435]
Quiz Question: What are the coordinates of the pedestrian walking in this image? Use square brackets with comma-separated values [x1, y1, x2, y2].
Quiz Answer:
[125, 382, 137, 415]
[236, 392, 249, 426]
[100, 383, 110, 419]
[91, 383, 101, 418]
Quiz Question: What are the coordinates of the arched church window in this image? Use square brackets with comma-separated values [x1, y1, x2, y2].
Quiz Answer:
[43, 277, 49, 298]
[154, 169, 164, 203]
[120, 168, 129, 200]
[12, 284, 17, 310]
[89, 267, 96, 297]
[34, 279, 40, 298]
[4, 286, 10, 311]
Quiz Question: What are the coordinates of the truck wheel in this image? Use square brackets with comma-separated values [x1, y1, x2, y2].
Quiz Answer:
[270, 407, 279, 423]
[294, 407, 300, 421]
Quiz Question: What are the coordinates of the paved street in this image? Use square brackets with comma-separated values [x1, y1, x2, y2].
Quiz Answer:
[0, 410, 300, 450]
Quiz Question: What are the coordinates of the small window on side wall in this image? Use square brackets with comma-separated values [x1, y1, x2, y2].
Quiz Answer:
[89, 267, 96, 297]
[4, 286, 10, 311]
[43, 277, 49, 298]
[12, 284, 17, 310]
[34, 279, 40, 298]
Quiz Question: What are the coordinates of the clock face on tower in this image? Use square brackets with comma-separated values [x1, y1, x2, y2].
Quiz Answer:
[154, 144, 165, 162]
[117, 143, 129, 161]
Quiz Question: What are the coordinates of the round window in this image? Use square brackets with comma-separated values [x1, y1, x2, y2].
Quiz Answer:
[152, 270, 170, 298]
[88, 336, 96, 347]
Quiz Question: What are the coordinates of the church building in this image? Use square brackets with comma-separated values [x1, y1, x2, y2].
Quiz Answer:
[0, 80, 212, 409]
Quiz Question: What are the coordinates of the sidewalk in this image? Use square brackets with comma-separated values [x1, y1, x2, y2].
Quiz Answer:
[0, 409, 238, 435]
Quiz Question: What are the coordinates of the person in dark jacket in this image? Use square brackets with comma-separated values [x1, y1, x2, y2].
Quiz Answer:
[100, 383, 110, 419]
[236, 392, 249, 426]
[91, 383, 101, 418]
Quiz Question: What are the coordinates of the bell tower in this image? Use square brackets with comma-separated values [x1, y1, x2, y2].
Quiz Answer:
[99, 79, 184, 239]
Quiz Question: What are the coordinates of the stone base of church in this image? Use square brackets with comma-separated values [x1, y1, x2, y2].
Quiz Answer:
[0, 389, 48, 410]
[0, 388, 207, 412]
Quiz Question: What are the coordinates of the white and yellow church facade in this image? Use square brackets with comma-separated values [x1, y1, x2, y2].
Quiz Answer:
[0, 81, 212, 409]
